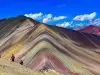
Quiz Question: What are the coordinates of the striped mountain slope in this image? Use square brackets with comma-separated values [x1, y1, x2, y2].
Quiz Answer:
[0, 16, 100, 75]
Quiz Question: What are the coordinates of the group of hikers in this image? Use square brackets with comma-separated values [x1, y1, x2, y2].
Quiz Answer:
[0, 54, 79, 75]
[11, 54, 23, 65]
[0, 54, 23, 65]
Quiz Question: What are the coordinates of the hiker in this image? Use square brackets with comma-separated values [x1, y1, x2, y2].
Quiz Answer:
[11, 54, 15, 62]
[20, 60, 23, 65]
[0, 54, 1, 58]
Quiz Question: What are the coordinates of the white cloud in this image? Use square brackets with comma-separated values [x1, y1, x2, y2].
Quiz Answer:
[42, 14, 53, 23]
[53, 16, 66, 21]
[24, 13, 67, 23]
[73, 12, 96, 21]
[74, 23, 85, 30]
[24, 12, 43, 19]
[56, 21, 72, 28]
[90, 18, 100, 26]
[42, 14, 66, 23]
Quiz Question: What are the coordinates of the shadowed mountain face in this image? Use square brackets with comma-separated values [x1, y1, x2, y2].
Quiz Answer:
[0, 16, 100, 75]
[79, 25, 100, 36]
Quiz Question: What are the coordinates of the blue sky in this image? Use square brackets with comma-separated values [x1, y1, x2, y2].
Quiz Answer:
[0, 0, 100, 29]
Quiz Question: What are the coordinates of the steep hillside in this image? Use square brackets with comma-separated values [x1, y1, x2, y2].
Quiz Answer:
[0, 16, 100, 75]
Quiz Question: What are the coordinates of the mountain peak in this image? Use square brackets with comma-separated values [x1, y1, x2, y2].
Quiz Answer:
[79, 25, 100, 35]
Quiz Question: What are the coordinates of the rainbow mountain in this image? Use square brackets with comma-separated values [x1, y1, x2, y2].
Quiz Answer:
[79, 25, 100, 36]
[0, 16, 100, 75]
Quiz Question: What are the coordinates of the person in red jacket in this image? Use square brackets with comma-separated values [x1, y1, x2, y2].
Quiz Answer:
[11, 54, 15, 62]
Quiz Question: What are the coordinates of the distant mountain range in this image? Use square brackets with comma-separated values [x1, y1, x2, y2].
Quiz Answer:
[0, 16, 100, 75]
[79, 25, 100, 36]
